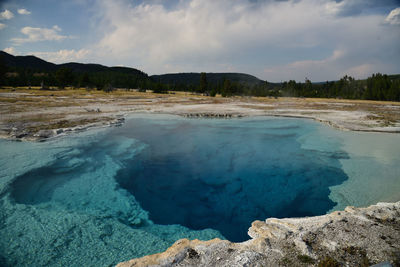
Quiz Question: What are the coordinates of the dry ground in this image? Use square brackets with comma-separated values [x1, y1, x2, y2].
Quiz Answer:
[1, 87, 400, 140]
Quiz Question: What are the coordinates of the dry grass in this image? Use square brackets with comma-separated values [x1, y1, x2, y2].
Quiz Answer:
[1, 87, 400, 137]
[2, 87, 400, 110]
[6, 114, 65, 124]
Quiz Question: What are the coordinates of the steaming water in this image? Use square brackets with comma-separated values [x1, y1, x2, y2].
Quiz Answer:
[0, 114, 399, 266]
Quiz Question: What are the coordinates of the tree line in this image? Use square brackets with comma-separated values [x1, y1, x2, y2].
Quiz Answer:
[0, 65, 160, 92]
[1, 62, 399, 101]
[278, 74, 400, 101]
[159, 72, 400, 101]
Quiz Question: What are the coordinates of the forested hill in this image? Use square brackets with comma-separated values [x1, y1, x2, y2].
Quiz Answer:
[151, 72, 263, 86]
[0, 51, 57, 71]
[0, 51, 151, 89]
[0, 51, 147, 75]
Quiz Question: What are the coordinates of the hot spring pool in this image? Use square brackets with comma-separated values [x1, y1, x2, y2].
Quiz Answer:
[1, 114, 399, 266]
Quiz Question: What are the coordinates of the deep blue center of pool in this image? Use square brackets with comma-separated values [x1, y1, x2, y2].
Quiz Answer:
[114, 117, 348, 242]
[10, 116, 349, 243]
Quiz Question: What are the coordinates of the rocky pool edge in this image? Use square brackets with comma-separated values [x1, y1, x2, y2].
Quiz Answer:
[117, 201, 400, 267]
[2, 108, 400, 142]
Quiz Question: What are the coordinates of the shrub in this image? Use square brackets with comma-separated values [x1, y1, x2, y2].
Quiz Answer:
[318, 256, 340, 267]
[297, 254, 315, 264]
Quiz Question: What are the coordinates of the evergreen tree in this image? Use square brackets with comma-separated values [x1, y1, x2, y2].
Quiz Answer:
[210, 87, 217, 97]
[0, 55, 7, 86]
[199, 72, 208, 94]
[222, 79, 232, 97]
[79, 73, 90, 88]
[56, 67, 74, 89]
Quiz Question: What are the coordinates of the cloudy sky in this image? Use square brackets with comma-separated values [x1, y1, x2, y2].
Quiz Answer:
[0, 0, 399, 82]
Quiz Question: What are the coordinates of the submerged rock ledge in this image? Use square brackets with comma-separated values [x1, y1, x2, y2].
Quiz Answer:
[117, 202, 400, 267]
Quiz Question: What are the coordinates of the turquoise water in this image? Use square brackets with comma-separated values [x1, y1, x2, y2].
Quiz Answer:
[0, 114, 399, 266]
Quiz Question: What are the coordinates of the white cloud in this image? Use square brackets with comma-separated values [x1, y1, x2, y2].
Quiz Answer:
[96, 0, 333, 72]
[263, 49, 348, 81]
[0, 9, 14, 20]
[0, 23, 6, 30]
[52, 25, 61, 31]
[263, 34, 397, 81]
[265, 50, 389, 81]
[92, 0, 400, 81]
[325, 1, 347, 16]
[4, 47, 16, 55]
[385, 7, 400, 25]
[17, 8, 31, 15]
[345, 64, 376, 77]
[11, 25, 71, 44]
[30, 49, 91, 63]
[325, 0, 397, 17]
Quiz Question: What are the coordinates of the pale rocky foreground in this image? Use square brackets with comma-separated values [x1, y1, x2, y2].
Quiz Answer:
[117, 202, 400, 267]
[1, 89, 400, 141]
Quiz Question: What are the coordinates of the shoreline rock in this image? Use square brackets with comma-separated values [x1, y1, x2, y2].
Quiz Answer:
[1, 116, 126, 142]
[117, 201, 400, 267]
[181, 113, 245, 119]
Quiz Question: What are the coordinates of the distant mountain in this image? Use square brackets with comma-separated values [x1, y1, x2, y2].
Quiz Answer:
[151, 72, 265, 86]
[0, 51, 57, 71]
[0, 51, 148, 77]
[0, 51, 152, 89]
[1, 51, 266, 87]
[59, 62, 109, 73]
